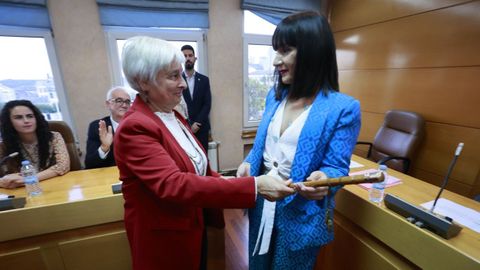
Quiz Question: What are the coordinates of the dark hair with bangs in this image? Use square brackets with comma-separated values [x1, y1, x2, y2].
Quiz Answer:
[272, 11, 339, 100]
[0, 100, 54, 173]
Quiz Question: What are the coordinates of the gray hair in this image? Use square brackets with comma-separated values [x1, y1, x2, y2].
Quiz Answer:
[121, 36, 185, 92]
[106, 86, 130, 100]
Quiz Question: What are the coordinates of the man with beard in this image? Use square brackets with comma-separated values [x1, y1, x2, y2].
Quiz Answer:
[85, 86, 131, 169]
[181, 44, 212, 152]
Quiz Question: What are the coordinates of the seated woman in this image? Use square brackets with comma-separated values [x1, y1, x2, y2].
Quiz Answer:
[0, 100, 70, 189]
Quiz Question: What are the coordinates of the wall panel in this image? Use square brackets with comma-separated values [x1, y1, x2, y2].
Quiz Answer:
[336, 1, 480, 69]
[333, 0, 480, 197]
[415, 122, 480, 185]
[331, 0, 469, 31]
[341, 67, 480, 128]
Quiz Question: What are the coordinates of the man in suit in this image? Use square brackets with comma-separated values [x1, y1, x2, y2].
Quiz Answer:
[85, 86, 131, 169]
[181, 45, 211, 152]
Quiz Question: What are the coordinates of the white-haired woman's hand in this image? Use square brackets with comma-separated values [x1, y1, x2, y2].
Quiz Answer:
[256, 175, 295, 201]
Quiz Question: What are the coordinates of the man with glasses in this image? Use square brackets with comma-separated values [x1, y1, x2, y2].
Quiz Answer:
[85, 86, 131, 169]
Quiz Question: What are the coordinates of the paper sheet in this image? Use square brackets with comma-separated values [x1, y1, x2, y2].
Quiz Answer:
[350, 168, 402, 189]
[0, 193, 11, 200]
[421, 198, 480, 233]
[349, 160, 364, 169]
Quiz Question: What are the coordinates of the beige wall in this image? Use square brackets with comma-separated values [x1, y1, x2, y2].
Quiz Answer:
[47, 0, 247, 170]
[208, 0, 245, 170]
[331, 0, 480, 197]
[48, 0, 112, 161]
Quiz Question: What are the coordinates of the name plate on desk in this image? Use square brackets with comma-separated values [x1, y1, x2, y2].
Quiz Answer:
[0, 197, 26, 211]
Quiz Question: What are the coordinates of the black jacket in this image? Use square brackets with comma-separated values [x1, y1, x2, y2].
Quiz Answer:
[85, 116, 116, 169]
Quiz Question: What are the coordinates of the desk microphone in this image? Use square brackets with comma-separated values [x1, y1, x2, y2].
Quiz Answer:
[430, 142, 464, 213]
[0, 152, 19, 167]
[384, 143, 464, 239]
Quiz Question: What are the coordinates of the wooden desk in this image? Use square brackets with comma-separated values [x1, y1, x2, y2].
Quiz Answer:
[0, 167, 225, 270]
[0, 167, 129, 270]
[317, 155, 480, 270]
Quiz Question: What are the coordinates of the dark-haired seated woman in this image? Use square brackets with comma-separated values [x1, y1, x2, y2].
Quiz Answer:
[0, 100, 70, 189]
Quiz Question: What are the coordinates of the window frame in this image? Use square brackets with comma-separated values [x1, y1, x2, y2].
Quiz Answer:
[0, 25, 74, 126]
[243, 33, 274, 128]
[104, 27, 208, 87]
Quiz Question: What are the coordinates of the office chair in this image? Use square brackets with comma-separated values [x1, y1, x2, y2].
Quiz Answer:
[357, 110, 425, 174]
[48, 121, 83, 171]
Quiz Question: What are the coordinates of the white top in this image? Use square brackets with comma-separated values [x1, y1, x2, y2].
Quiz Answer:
[253, 99, 312, 256]
[155, 111, 207, 176]
[184, 71, 196, 99]
[175, 95, 189, 119]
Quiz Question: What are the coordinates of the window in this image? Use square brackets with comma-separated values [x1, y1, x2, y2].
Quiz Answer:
[243, 11, 276, 128]
[105, 27, 207, 89]
[0, 27, 70, 122]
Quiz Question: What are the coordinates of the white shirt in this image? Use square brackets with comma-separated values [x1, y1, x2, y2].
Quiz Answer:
[184, 71, 196, 99]
[97, 116, 120, 159]
[253, 99, 311, 256]
[155, 111, 207, 176]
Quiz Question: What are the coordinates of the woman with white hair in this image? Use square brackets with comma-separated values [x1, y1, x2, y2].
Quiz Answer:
[114, 36, 295, 270]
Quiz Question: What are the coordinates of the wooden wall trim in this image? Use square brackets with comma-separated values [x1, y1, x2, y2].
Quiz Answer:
[332, 0, 480, 197]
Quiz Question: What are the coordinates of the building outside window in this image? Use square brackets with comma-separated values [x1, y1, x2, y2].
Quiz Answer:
[0, 28, 67, 121]
[243, 11, 276, 128]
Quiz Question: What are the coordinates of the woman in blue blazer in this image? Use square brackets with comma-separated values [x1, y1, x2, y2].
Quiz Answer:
[237, 11, 361, 269]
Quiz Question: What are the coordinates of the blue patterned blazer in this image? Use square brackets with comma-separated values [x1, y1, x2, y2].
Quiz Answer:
[245, 88, 361, 251]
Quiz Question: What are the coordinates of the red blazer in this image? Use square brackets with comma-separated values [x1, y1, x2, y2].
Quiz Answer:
[114, 96, 256, 270]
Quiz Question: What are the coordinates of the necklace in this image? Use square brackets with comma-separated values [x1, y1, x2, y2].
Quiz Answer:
[147, 94, 207, 176]
[176, 118, 206, 176]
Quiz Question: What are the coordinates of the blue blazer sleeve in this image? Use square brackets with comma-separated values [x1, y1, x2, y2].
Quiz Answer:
[320, 99, 361, 194]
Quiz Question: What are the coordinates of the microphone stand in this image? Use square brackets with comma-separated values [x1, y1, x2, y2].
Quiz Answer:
[0, 152, 19, 174]
[430, 143, 464, 213]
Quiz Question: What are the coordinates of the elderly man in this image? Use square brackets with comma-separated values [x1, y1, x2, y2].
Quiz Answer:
[85, 86, 131, 169]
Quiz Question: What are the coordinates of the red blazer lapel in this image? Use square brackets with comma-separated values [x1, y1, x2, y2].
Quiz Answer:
[128, 96, 198, 174]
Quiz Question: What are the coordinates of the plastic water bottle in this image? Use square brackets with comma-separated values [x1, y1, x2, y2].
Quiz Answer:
[369, 164, 387, 203]
[21, 160, 42, 197]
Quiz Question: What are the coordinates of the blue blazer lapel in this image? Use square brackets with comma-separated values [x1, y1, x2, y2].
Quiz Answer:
[290, 93, 330, 182]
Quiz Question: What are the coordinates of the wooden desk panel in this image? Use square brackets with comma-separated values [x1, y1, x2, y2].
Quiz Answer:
[0, 166, 224, 270]
[0, 167, 123, 242]
[317, 156, 480, 270]
[0, 167, 128, 270]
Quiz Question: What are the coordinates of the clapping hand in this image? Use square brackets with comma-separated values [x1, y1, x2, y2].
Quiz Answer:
[98, 120, 113, 153]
